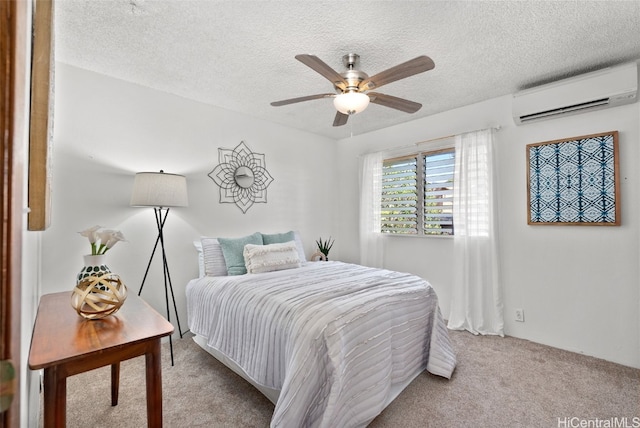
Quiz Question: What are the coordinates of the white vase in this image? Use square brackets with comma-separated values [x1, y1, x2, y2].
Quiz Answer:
[77, 254, 111, 284]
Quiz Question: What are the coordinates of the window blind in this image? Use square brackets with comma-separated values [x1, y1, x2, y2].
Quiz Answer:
[424, 150, 455, 235]
[381, 156, 418, 234]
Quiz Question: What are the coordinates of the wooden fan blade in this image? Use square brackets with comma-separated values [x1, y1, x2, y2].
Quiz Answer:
[359, 56, 435, 91]
[333, 111, 349, 127]
[271, 93, 335, 107]
[368, 92, 422, 113]
[295, 54, 348, 90]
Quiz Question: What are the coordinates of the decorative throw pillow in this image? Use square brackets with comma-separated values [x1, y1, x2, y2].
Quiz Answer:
[262, 231, 307, 262]
[244, 241, 301, 274]
[261, 231, 295, 245]
[218, 232, 264, 275]
[200, 237, 228, 277]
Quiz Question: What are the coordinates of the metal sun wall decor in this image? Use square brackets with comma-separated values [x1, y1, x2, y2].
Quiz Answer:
[527, 131, 620, 225]
[208, 141, 274, 213]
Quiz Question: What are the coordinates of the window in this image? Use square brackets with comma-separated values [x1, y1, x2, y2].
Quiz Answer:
[381, 149, 455, 235]
[381, 156, 417, 234]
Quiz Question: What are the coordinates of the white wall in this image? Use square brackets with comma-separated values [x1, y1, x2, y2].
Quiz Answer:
[335, 93, 640, 368]
[41, 63, 337, 335]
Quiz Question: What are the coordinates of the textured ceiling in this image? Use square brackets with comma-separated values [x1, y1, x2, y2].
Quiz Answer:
[54, 0, 640, 140]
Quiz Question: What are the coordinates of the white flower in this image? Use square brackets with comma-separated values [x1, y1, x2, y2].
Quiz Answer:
[79, 226, 126, 255]
[79, 225, 101, 242]
[100, 230, 126, 253]
[79, 225, 102, 254]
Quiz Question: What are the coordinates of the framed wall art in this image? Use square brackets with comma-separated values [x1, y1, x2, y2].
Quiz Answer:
[208, 141, 274, 213]
[527, 131, 620, 226]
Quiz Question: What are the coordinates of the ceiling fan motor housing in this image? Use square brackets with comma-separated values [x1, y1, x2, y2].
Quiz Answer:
[338, 53, 369, 93]
[337, 70, 368, 93]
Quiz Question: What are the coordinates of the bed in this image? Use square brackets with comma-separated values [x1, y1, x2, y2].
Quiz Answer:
[186, 232, 456, 427]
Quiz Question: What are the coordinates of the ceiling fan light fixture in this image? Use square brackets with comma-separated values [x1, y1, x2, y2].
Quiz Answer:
[333, 92, 370, 115]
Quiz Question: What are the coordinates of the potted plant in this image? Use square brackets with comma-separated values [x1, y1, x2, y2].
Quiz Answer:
[315, 237, 334, 261]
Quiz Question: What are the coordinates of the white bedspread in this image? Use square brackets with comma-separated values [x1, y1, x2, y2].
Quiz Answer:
[187, 261, 456, 428]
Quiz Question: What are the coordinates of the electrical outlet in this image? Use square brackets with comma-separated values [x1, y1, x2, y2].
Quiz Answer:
[515, 308, 525, 322]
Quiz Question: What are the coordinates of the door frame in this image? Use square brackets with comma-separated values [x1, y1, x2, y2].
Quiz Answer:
[1, 0, 28, 426]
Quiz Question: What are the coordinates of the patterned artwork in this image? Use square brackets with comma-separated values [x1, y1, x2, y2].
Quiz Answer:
[527, 131, 619, 225]
[208, 141, 274, 213]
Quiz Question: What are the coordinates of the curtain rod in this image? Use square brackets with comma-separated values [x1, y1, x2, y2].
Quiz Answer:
[360, 125, 502, 157]
[414, 133, 455, 146]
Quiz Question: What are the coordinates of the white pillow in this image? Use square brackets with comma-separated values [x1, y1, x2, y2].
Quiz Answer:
[201, 237, 229, 276]
[243, 241, 301, 274]
[293, 231, 307, 262]
[193, 240, 205, 277]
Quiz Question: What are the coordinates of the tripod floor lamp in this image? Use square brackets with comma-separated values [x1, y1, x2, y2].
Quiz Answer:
[130, 170, 188, 366]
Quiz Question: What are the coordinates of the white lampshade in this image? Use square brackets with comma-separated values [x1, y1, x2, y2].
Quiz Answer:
[333, 92, 370, 115]
[130, 171, 188, 208]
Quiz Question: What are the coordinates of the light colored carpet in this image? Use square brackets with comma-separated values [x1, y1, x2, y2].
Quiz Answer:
[41, 330, 639, 427]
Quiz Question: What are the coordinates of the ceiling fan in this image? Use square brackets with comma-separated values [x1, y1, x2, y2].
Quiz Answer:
[270, 53, 435, 127]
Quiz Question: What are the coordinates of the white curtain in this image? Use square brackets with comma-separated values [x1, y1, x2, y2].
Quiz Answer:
[448, 129, 504, 336]
[359, 151, 384, 268]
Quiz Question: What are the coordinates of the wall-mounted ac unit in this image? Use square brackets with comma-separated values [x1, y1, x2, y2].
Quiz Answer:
[512, 62, 638, 125]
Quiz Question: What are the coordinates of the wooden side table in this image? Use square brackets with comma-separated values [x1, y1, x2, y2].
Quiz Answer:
[28, 292, 174, 427]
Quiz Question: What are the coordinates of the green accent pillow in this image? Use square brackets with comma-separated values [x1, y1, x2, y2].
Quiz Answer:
[218, 232, 263, 275]
[262, 231, 295, 245]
